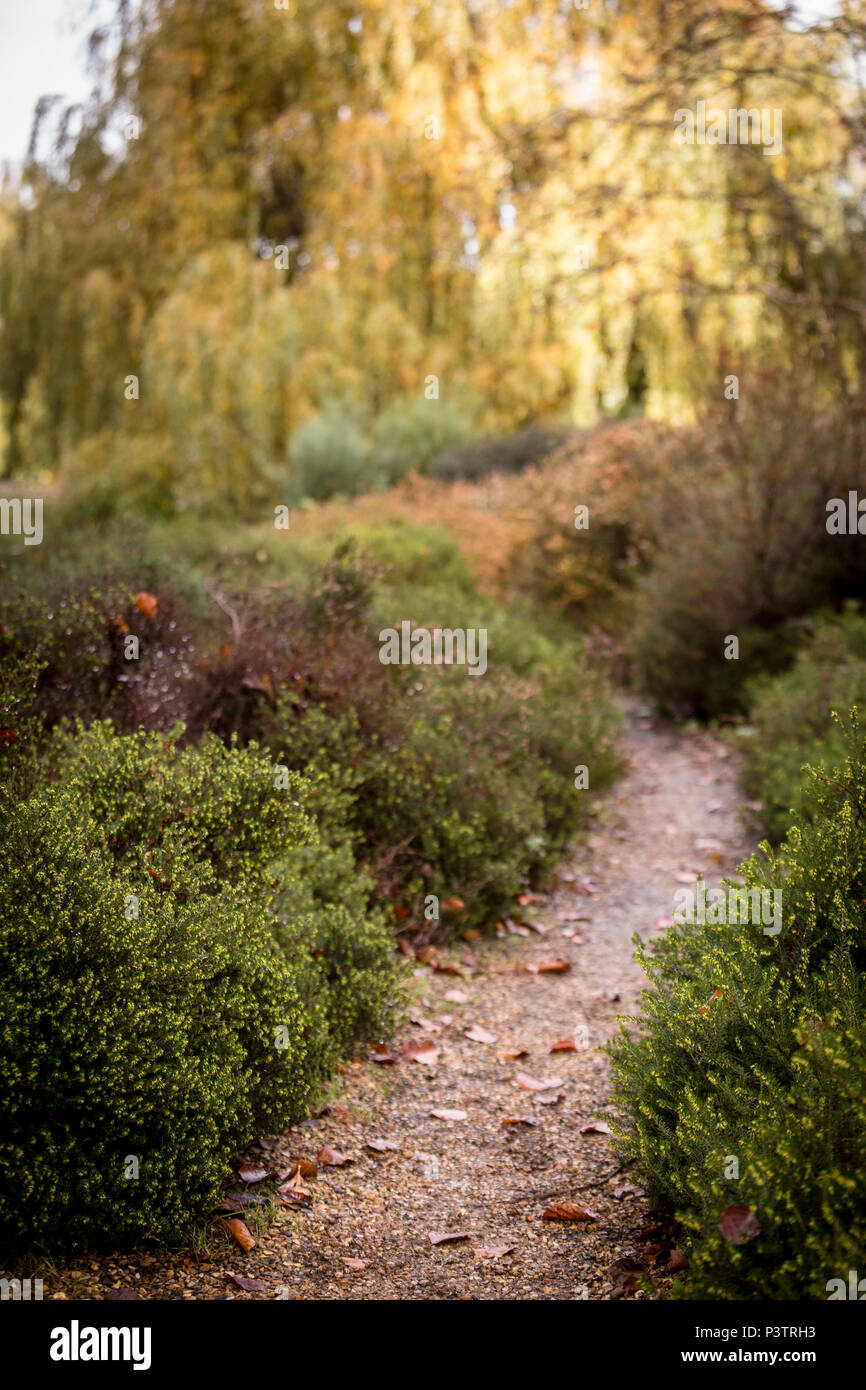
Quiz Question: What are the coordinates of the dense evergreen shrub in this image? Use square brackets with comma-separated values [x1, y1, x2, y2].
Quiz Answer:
[0, 724, 395, 1253]
[370, 395, 474, 484]
[291, 402, 373, 499]
[740, 605, 866, 841]
[608, 713, 866, 1299]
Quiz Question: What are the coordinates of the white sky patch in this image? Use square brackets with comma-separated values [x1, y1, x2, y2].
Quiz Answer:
[0, 0, 103, 173]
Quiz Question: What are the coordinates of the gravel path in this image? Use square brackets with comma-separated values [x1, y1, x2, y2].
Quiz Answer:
[48, 705, 755, 1302]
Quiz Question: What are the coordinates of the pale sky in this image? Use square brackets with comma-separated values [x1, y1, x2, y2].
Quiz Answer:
[0, 0, 103, 172]
[0, 0, 843, 174]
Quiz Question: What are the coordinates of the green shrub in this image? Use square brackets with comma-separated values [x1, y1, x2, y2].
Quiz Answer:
[608, 711, 866, 1299]
[291, 402, 373, 500]
[265, 636, 621, 934]
[740, 605, 866, 841]
[370, 394, 475, 484]
[0, 723, 396, 1254]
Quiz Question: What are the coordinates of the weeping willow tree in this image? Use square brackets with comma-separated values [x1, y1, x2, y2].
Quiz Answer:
[1, 0, 864, 511]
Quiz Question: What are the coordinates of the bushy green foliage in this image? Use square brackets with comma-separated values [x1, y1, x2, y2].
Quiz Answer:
[265, 635, 621, 934]
[291, 402, 373, 500]
[0, 723, 395, 1254]
[740, 605, 866, 841]
[370, 395, 475, 484]
[608, 712, 866, 1299]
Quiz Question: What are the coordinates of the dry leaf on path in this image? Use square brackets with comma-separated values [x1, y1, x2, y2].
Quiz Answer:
[402, 1041, 440, 1065]
[226, 1273, 267, 1292]
[516, 1072, 562, 1092]
[288, 1160, 318, 1180]
[464, 1024, 496, 1045]
[501, 1115, 539, 1126]
[542, 1202, 598, 1223]
[428, 1231, 471, 1246]
[549, 1038, 576, 1053]
[579, 1121, 612, 1135]
[430, 1109, 468, 1121]
[366, 1139, 399, 1153]
[370, 1048, 398, 1065]
[223, 1218, 256, 1252]
[496, 1047, 530, 1062]
[317, 1144, 352, 1166]
[409, 1014, 442, 1033]
[237, 1165, 269, 1184]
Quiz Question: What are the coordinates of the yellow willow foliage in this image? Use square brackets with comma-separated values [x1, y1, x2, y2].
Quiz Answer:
[1, 0, 862, 497]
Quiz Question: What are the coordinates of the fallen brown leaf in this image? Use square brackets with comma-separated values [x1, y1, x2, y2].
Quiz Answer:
[223, 1218, 256, 1252]
[409, 1013, 442, 1033]
[464, 1024, 496, 1045]
[428, 1231, 471, 1246]
[226, 1273, 267, 1292]
[549, 1038, 576, 1053]
[288, 1160, 318, 1180]
[516, 1072, 563, 1092]
[237, 1165, 269, 1184]
[718, 1204, 761, 1245]
[579, 1121, 612, 1135]
[402, 1040, 440, 1065]
[524, 958, 571, 975]
[430, 1108, 468, 1121]
[366, 1139, 399, 1153]
[542, 1202, 598, 1223]
[317, 1145, 352, 1166]
[501, 1115, 539, 1126]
